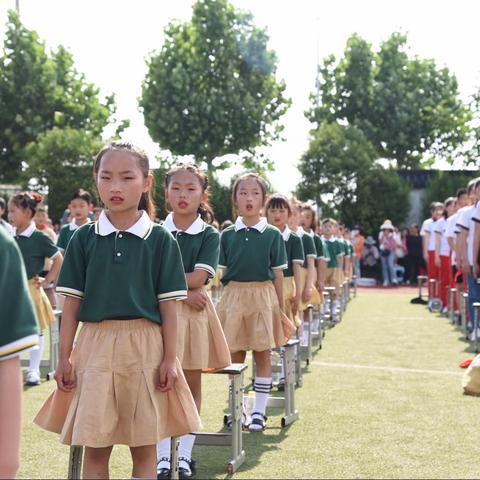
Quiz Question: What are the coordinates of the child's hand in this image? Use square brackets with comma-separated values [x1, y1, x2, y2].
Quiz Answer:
[54, 359, 76, 392]
[316, 281, 325, 293]
[157, 358, 178, 392]
[185, 289, 208, 311]
[302, 287, 312, 304]
[33, 275, 42, 289]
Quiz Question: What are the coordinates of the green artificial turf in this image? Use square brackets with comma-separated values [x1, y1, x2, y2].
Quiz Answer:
[18, 291, 480, 479]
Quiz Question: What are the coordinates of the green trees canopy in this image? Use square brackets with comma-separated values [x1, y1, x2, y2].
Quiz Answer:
[26, 128, 102, 222]
[140, 0, 290, 170]
[0, 11, 114, 182]
[308, 33, 470, 169]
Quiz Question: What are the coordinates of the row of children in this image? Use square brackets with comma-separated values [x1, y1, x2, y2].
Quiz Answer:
[420, 179, 480, 338]
[0, 142, 355, 479]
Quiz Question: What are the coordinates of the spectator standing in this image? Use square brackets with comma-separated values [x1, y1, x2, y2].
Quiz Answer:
[406, 224, 425, 284]
[361, 236, 380, 282]
[351, 225, 365, 278]
[379, 220, 398, 287]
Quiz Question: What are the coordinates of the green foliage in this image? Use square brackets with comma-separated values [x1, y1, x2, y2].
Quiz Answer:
[209, 173, 232, 223]
[296, 121, 409, 235]
[0, 11, 115, 182]
[140, 0, 290, 169]
[421, 171, 477, 218]
[25, 127, 102, 222]
[308, 32, 470, 169]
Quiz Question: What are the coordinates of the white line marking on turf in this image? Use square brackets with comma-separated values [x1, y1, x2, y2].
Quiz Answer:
[311, 361, 462, 377]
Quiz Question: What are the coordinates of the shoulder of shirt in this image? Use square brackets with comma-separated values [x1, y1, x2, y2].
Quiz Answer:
[59, 223, 70, 232]
[220, 224, 236, 236]
[264, 224, 282, 236]
[203, 223, 219, 236]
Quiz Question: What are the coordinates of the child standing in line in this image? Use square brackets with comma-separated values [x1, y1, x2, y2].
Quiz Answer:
[216, 174, 295, 432]
[0, 227, 38, 479]
[56, 189, 92, 253]
[157, 164, 231, 479]
[266, 194, 305, 332]
[434, 197, 457, 313]
[34, 142, 200, 479]
[322, 218, 344, 317]
[8, 192, 63, 386]
[421, 202, 444, 282]
[266, 194, 305, 391]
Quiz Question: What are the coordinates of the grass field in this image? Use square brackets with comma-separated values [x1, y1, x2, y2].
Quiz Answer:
[18, 290, 480, 479]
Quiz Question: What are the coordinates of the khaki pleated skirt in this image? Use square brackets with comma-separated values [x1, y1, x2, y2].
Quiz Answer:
[217, 281, 295, 353]
[299, 268, 323, 312]
[34, 319, 201, 448]
[28, 279, 55, 330]
[283, 276, 301, 328]
[177, 290, 231, 371]
[326, 267, 342, 294]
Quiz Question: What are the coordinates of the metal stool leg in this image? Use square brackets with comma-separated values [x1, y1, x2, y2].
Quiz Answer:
[68, 446, 83, 480]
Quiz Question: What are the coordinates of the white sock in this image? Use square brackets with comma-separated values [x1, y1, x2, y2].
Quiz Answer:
[29, 333, 44, 373]
[156, 437, 171, 470]
[253, 376, 271, 415]
[179, 433, 196, 471]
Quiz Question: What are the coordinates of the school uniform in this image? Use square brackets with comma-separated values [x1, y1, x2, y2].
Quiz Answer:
[216, 217, 295, 353]
[310, 229, 330, 304]
[34, 210, 201, 448]
[14, 222, 60, 330]
[0, 218, 15, 236]
[421, 218, 440, 281]
[281, 226, 305, 327]
[56, 219, 91, 252]
[434, 217, 453, 307]
[0, 227, 38, 362]
[324, 236, 344, 294]
[163, 213, 230, 371]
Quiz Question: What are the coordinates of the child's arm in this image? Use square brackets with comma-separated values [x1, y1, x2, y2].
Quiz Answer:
[185, 271, 209, 311]
[473, 221, 480, 277]
[273, 269, 285, 310]
[422, 232, 430, 263]
[337, 254, 344, 271]
[55, 296, 80, 392]
[157, 299, 178, 392]
[303, 257, 315, 303]
[434, 231, 442, 267]
[317, 258, 326, 292]
[43, 252, 63, 286]
[186, 271, 209, 289]
[292, 263, 302, 315]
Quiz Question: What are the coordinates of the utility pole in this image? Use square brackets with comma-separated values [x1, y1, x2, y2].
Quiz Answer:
[15, 0, 20, 13]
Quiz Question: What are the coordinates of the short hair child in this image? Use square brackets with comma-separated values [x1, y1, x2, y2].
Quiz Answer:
[217, 173, 295, 432]
[157, 162, 230, 477]
[8, 192, 63, 386]
[57, 189, 93, 252]
[34, 142, 200, 479]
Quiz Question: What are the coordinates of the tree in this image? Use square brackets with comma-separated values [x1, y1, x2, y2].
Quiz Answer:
[25, 128, 102, 222]
[140, 0, 290, 170]
[421, 171, 477, 218]
[296, 122, 376, 208]
[0, 11, 115, 182]
[308, 32, 470, 169]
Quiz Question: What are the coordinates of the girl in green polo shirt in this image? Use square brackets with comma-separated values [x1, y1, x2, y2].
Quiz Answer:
[157, 163, 231, 479]
[34, 142, 200, 480]
[8, 192, 63, 387]
[217, 173, 295, 433]
[0, 227, 38, 479]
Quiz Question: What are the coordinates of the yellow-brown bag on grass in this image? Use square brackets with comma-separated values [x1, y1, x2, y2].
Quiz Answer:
[462, 354, 480, 396]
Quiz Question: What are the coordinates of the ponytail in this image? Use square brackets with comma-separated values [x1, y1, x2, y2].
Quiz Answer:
[138, 190, 157, 220]
[198, 201, 215, 224]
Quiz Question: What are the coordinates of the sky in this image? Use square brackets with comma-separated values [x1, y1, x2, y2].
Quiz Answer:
[1, 0, 480, 193]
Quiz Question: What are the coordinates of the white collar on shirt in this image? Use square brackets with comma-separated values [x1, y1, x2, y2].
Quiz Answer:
[95, 210, 153, 239]
[296, 226, 306, 238]
[17, 222, 36, 238]
[234, 216, 268, 233]
[281, 225, 292, 241]
[69, 218, 91, 231]
[163, 213, 205, 235]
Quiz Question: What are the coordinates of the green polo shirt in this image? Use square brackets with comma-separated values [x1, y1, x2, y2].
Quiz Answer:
[57, 212, 187, 324]
[14, 225, 59, 279]
[311, 232, 331, 263]
[57, 221, 90, 252]
[324, 237, 344, 268]
[163, 214, 219, 280]
[299, 230, 317, 269]
[283, 228, 305, 278]
[219, 218, 287, 285]
[0, 228, 38, 361]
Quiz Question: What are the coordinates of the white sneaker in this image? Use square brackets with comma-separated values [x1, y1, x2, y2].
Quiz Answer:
[469, 329, 480, 341]
[383, 281, 389, 287]
[25, 370, 41, 386]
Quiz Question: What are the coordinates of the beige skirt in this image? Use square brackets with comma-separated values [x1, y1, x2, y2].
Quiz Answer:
[299, 268, 323, 312]
[177, 290, 231, 371]
[283, 276, 301, 328]
[326, 267, 342, 293]
[216, 281, 295, 353]
[34, 319, 201, 448]
[28, 279, 55, 330]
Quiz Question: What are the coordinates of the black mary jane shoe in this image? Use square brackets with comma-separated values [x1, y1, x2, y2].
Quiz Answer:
[157, 457, 171, 480]
[178, 457, 196, 479]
